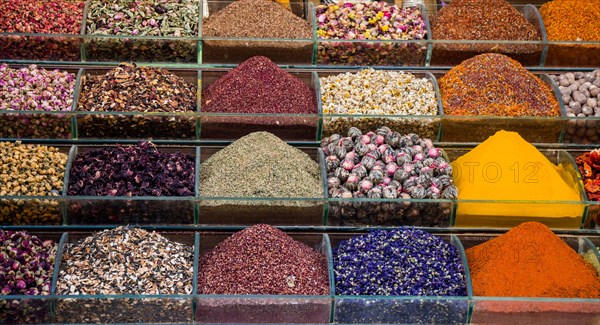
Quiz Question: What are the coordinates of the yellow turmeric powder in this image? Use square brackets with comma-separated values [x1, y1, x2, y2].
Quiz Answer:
[452, 130, 584, 228]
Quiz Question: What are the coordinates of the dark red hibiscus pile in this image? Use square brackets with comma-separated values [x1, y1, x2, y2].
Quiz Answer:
[576, 149, 600, 201]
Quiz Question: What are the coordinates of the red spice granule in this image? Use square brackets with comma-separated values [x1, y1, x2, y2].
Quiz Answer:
[198, 224, 330, 295]
[576, 149, 600, 201]
[466, 221, 600, 298]
[201, 56, 317, 114]
[0, 0, 84, 34]
[439, 53, 560, 116]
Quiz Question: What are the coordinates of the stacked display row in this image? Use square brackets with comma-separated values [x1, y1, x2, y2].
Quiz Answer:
[2, 226, 599, 324]
[2, 63, 599, 144]
[0, 0, 598, 67]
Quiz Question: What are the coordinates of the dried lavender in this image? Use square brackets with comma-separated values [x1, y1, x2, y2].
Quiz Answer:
[67, 142, 195, 224]
[77, 63, 197, 139]
[0, 142, 67, 225]
[320, 69, 439, 139]
[0, 230, 57, 323]
[333, 228, 468, 324]
[200, 132, 322, 206]
[0, 64, 75, 139]
[56, 227, 194, 323]
[323, 127, 457, 226]
[85, 0, 199, 62]
[202, 0, 312, 64]
[334, 228, 467, 296]
[198, 224, 329, 295]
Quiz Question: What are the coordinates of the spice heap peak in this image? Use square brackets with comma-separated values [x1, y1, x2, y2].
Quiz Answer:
[466, 221, 600, 298]
[452, 130, 583, 227]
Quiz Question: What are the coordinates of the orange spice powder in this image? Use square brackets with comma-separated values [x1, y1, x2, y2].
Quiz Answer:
[540, 0, 600, 42]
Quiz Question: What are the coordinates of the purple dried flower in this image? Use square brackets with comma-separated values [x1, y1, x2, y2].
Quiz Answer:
[345, 174, 360, 191]
[326, 155, 341, 172]
[328, 176, 341, 189]
[386, 162, 398, 176]
[360, 179, 374, 193]
[428, 148, 440, 158]
[342, 158, 355, 171]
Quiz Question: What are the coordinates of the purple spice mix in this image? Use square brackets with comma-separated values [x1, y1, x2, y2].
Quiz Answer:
[334, 228, 467, 296]
[201, 56, 317, 114]
[198, 224, 329, 295]
[68, 142, 195, 197]
[0, 230, 57, 295]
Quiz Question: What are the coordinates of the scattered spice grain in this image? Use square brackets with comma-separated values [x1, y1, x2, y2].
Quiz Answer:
[334, 228, 467, 296]
[198, 224, 329, 295]
[320, 69, 439, 138]
[0, 230, 57, 323]
[430, 0, 541, 65]
[202, 56, 316, 115]
[0, 142, 67, 225]
[0, 64, 76, 139]
[202, 0, 313, 63]
[78, 63, 197, 139]
[466, 221, 600, 298]
[540, 0, 600, 43]
[322, 127, 456, 226]
[0, 0, 84, 61]
[316, 1, 427, 65]
[200, 132, 322, 205]
[439, 53, 560, 117]
[583, 248, 600, 277]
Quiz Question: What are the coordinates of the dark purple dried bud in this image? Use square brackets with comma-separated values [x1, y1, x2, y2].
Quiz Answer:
[396, 152, 411, 166]
[382, 148, 396, 164]
[340, 189, 354, 200]
[412, 145, 424, 153]
[345, 151, 359, 164]
[394, 169, 409, 183]
[342, 158, 355, 171]
[436, 162, 453, 176]
[327, 177, 341, 189]
[348, 127, 362, 140]
[333, 146, 347, 160]
[328, 134, 342, 145]
[354, 141, 370, 156]
[403, 176, 418, 190]
[334, 167, 350, 183]
[339, 137, 355, 151]
[385, 162, 398, 176]
[327, 143, 336, 157]
[329, 188, 342, 198]
[408, 133, 421, 143]
[417, 174, 433, 188]
[399, 136, 413, 148]
[375, 134, 385, 146]
[382, 176, 392, 186]
[376, 126, 392, 136]
[430, 177, 443, 190]
[428, 148, 441, 158]
[359, 179, 373, 193]
[326, 155, 340, 172]
[408, 184, 427, 199]
[367, 187, 383, 198]
[377, 144, 389, 154]
[427, 186, 441, 199]
[386, 131, 402, 148]
[360, 134, 371, 144]
[352, 164, 368, 179]
[369, 169, 385, 185]
[437, 175, 453, 187]
[345, 174, 360, 191]
[441, 186, 458, 199]
[361, 153, 377, 170]
[413, 152, 424, 162]
[382, 186, 398, 199]
[390, 180, 402, 189]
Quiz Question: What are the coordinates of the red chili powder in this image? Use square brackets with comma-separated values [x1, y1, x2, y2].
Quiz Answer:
[466, 221, 600, 298]
[201, 56, 317, 114]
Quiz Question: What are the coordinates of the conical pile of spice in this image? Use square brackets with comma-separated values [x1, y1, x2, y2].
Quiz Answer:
[200, 132, 322, 205]
[198, 224, 329, 295]
[466, 221, 600, 298]
[203, 0, 311, 39]
[451, 130, 583, 227]
[439, 53, 560, 116]
[201, 56, 316, 115]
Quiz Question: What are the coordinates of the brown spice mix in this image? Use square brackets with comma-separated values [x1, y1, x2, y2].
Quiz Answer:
[439, 53, 560, 116]
[202, 0, 312, 39]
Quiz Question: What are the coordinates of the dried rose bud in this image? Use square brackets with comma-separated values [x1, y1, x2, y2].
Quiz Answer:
[348, 127, 362, 140]
[428, 148, 440, 158]
[441, 186, 458, 199]
[375, 135, 385, 146]
[386, 162, 398, 176]
[359, 179, 374, 193]
[345, 174, 360, 191]
[361, 154, 377, 170]
[382, 186, 398, 199]
[382, 147, 396, 164]
[386, 131, 402, 148]
[360, 134, 371, 145]
[437, 175, 453, 187]
[376, 126, 392, 136]
[355, 142, 369, 156]
[412, 145, 424, 154]
[333, 146, 347, 160]
[326, 155, 340, 172]
[367, 187, 383, 199]
[369, 169, 385, 185]
[339, 137, 354, 151]
[334, 167, 350, 183]
[345, 151, 359, 164]
[382, 176, 392, 186]
[413, 152, 424, 162]
[408, 184, 427, 199]
[403, 176, 418, 190]
[352, 164, 368, 179]
[342, 158, 355, 171]
[328, 134, 342, 145]
[328, 176, 341, 189]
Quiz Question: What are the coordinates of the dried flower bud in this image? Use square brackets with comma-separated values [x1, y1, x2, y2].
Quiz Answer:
[360, 179, 374, 193]
[403, 176, 418, 190]
[386, 131, 402, 148]
[354, 141, 370, 156]
[427, 186, 441, 199]
[428, 148, 440, 158]
[352, 164, 368, 179]
[341, 189, 353, 200]
[390, 180, 402, 189]
[335, 167, 350, 183]
[413, 145, 424, 154]
[386, 162, 398, 176]
[342, 158, 355, 171]
[417, 174, 433, 188]
[430, 177, 443, 190]
[441, 186, 458, 199]
[377, 144, 389, 154]
[328, 134, 342, 145]
[345, 174, 360, 191]
[408, 133, 421, 143]
[328, 177, 341, 189]
[348, 127, 362, 140]
[423, 138, 434, 149]
[408, 184, 427, 199]
[367, 187, 383, 198]
[413, 152, 424, 162]
[382, 186, 398, 199]
[436, 162, 453, 176]
[333, 146, 347, 160]
[369, 169, 385, 185]
[361, 153, 377, 170]
[396, 152, 411, 166]
[375, 134, 385, 146]
[376, 126, 392, 136]
[360, 134, 371, 145]
[437, 175, 453, 187]
[399, 136, 413, 148]
[382, 147, 396, 164]
[345, 151, 359, 164]
[382, 176, 392, 186]
[326, 155, 340, 172]
[339, 137, 354, 151]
